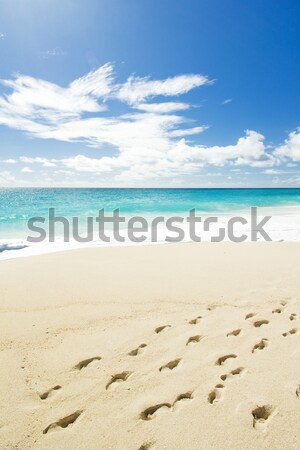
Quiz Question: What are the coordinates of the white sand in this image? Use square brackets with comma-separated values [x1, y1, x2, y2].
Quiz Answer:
[0, 242, 299, 450]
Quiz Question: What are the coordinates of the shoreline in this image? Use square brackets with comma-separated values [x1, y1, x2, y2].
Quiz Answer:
[1, 203, 300, 260]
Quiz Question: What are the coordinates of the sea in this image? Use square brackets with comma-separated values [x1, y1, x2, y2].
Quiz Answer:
[0, 188, 300, 259]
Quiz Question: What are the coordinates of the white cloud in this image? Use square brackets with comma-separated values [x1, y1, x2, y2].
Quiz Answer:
[1, 158, 16, 164]
[262, 168, 296, 175]
[0, 64, 298, 185]
[272, 175, 300, 185]
[116, 73, 210, 104]
[0, 64, 113, 133]
[59, 129, 276, 181]
[135, 102, 190, 113]
[21, 166, 34, 173]
[69, 63, 114, 98]
[221, 98, 232, 105]
[169, 125, 208, 137]
[63, 154, 119, 173]
[0, 170, 15, 184]
[20, 156, 56, 167]
[263, 169, 281, 175]
[274, 129, 300, 162]
[0, 65, 206, 148]
[0, 32, 6, 40]
[167, 130, 276, 169]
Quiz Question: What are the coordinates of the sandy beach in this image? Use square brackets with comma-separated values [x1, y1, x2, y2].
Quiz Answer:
[0, 242, 299, 450]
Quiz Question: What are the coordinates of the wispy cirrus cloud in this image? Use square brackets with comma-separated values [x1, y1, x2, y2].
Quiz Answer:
[169, 125, 208, 137]
[116, 73, 210, 104]
[221, 98, 232, 105]
[0, 63, 113, 130]
[134, 102, 190, 113]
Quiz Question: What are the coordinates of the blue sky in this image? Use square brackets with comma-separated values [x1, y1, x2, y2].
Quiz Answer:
[0, 0, 299, 187]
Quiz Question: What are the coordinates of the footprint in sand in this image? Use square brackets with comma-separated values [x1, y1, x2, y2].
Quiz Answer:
[253, 320, 269, 328]
[245, 313, 256, 320]
[215, 354, 237, 366]
[138, 442, 154, 450]
[207, 304, 217, 311]
[227, 329, 241, 337]
[140, 392, 193, 420]
[140, 403, 171, 420]
[290, 313, 298, 321]
[220, 367, 245, 381]
[296, 385, 300, 397]
[252, 405, 274, 430]
[159, 358, 181, 372]
[186, 335, 202, 346]
[73, 356, 101, 370]
[272, 308, 283, 314]
[208, 384, 224, 404]
[106, 371, 132, 390]
[39, 385, 61, 400]
[282, 328, 297, 337]
[189, 316, 202, 325]
[173, 391, 193, 405]
[43, 410, 83, 434]
[155, 325, 171, 334]
[128, 344, 147, 356]
[252, 338, 269, 353]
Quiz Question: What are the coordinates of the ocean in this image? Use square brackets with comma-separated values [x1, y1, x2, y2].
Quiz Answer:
[1, 188, 300, 258]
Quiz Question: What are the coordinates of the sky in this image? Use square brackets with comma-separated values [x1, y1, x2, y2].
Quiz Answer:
[0, 0, 300, 187]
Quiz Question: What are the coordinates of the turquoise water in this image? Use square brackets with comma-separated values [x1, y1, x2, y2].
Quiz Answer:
[0, 188, 300, 251]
